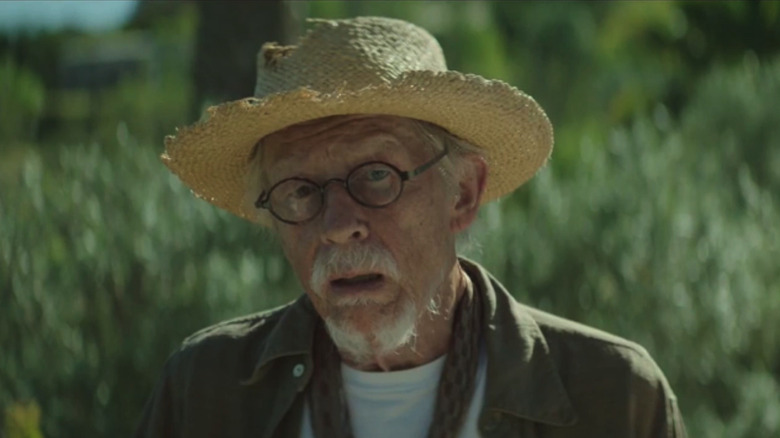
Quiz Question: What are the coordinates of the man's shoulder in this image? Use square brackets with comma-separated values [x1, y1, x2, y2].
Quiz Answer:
[469, 259, 664, 378]
[525, 305, 650, 357]
[515, 303, 685, 435]
[181, 301, 294, 350]
[164, 298, 311, 380]
[520, 303, 672, 393]
[137, 298, 315, 437]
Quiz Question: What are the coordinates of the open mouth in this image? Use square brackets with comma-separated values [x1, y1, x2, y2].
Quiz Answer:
[331, 273, 384, 287]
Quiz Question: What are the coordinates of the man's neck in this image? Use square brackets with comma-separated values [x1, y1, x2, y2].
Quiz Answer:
[340, 264, 471, 372]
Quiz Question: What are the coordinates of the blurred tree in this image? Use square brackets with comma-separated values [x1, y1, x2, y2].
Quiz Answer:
[487, 1, 780, 174]
[190, 0, 295, 117]
[0, 31, 65, 90]
[0, 57, 44, 145]
[0, 31, 64, 141]
[677, 1, 780, 68]
[634, 0, 780, 116]
[127, 0, 188, 29]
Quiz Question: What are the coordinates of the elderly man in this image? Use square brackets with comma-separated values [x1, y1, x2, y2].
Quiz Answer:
[137, 17, 686, 438]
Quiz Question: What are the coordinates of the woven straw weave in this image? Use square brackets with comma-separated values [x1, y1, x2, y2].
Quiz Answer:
[162, 17, 553, 225]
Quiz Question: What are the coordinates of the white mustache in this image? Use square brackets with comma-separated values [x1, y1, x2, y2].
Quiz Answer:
[310, 243, 400, 295]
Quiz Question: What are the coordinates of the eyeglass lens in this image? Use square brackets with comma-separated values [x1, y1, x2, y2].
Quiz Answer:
[268, 162, 403, 223]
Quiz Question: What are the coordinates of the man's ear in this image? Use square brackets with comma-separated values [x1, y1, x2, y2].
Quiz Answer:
[450, 155, 488, 233]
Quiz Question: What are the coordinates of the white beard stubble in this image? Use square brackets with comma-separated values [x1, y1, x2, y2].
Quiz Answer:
[310, 243, 440, 364]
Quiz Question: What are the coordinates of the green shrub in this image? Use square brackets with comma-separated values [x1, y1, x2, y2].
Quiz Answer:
[1, 56, 778, 438]
[1, 137, 298, 436]
[468, 57, 780, 437]
[0, 57, 45, 145]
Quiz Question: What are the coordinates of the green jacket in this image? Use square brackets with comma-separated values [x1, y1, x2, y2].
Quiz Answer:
[136, 259, 686, 437]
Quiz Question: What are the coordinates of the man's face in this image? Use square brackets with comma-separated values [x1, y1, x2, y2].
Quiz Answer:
[261, 116, 462, 357]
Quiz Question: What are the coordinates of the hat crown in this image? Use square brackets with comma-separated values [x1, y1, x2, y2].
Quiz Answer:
[254, 17, 447, 97]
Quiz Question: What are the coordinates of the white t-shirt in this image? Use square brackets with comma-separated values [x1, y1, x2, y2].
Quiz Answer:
[300, 348, 487, 438]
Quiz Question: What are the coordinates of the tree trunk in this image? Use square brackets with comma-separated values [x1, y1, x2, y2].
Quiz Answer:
[191, 0, 294, 118]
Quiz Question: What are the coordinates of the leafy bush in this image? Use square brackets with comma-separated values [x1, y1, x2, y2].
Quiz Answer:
[1, 136, 298, 436]
[1, 56, 778, 438]
[469, 56, 780, 437]
[0, 57, 44, 145]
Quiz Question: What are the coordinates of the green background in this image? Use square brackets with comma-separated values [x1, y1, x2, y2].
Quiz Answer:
[2, 1, 779, 437]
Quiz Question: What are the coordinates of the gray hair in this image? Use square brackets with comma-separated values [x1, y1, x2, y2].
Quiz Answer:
[406, 118, 485, 194]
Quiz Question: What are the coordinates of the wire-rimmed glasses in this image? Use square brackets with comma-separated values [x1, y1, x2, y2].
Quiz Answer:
[255, 145, 449, 224]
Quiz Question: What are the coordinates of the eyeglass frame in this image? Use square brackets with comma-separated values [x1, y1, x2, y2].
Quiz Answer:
[254, 143, 450, 225]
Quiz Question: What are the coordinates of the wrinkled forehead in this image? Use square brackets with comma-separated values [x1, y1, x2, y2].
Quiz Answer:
[259, 115, 428, 169]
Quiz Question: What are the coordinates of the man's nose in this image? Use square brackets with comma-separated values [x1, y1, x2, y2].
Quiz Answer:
[319, 183, 369, 245]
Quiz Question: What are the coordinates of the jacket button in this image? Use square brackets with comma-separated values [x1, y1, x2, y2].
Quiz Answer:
[292, 363, 305, 377]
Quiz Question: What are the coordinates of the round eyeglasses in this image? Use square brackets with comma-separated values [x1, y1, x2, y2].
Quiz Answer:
[255, 144, 449, 224]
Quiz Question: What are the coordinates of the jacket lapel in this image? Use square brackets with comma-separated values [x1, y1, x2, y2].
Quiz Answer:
[462, 259, 579, 428]
[240, 295, 318, 438]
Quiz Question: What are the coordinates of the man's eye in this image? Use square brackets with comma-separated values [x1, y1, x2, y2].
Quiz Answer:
[367, 169, 391, 182]
[292, 184, 316, 199]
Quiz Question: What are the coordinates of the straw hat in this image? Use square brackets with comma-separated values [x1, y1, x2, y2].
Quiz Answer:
[162, 16, 553, 224]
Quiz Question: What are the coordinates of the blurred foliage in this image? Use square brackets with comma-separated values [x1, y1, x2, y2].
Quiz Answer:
[0, 31, 63, 91]
[470, 55, 780, 437]
[3, 401, 43, 438]
[187, 1, 294, 118]
[1, 136, 297, 436]
[0, 57, 44, 145]
[0, 5, 195, 148]
[1, 1, 779, 437]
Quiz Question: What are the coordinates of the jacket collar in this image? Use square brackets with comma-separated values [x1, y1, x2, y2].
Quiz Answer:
[461, 258, 578, 427]
[243, 259, 578, 427]
[241, 295, 318, 387]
